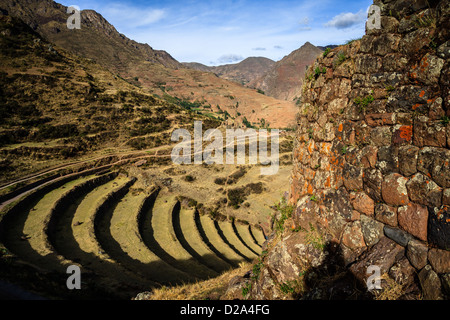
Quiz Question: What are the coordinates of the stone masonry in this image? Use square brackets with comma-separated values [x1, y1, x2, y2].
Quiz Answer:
[224, 0, 449, 300]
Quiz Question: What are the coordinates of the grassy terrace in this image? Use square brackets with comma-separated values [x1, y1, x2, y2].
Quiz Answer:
[0, 164, 273, 298]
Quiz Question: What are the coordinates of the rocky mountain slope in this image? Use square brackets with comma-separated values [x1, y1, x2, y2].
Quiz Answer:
[0, 13, 219, 183]
[183, 57, 276, 85]
[249, 42, 324, 101]
[0, 0, 297, 129]
[0, 0, 181, 73]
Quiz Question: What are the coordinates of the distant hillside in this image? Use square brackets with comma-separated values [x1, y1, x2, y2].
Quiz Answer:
[0, 0, 182, 74]
[249, 42, 323, 101]
[182, 62, 213, 72]
[0, 13, 219, 182]
[0, 0, 297, 130]
[317, 44, 339, 51]
[183, 57, 276, 85]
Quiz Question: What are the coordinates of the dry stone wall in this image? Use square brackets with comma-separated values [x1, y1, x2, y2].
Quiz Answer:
[288, 0, 450, 299]
[224, 0, 449, 300]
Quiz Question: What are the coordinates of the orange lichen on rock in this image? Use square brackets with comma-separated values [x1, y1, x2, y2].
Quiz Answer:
[399, 125, 413, 141]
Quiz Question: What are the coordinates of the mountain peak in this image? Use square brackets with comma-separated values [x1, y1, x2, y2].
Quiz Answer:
[183, 57, 276, 85]
[0, 0, 182, 70]
[249, 42, 323, 101]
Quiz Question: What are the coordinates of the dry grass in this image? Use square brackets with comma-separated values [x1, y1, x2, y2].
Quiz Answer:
[148, 262, 251, 300]
[373, 273, 405, 300]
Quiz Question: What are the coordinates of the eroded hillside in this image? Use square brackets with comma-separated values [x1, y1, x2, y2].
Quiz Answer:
[0, 9, 296, 300]
[0, 0, 297, 130]
[0, 14, 221, 184]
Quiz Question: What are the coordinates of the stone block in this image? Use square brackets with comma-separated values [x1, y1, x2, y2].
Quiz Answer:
[418, 265, 444, 300]
[363, 168, 383, 202]
[398, 16, 418, 33]
[398, 203, 428, 241]
[386, 85, 428, 113]
[417, 147, 450, 188]
[328, 98, 348, 116]
[373, 33, 401, 56]
[428, 97, 445, 121]
[443, 189, 450, 206]
[398, 145, 419, 177]
[427, 205, 450, 250]
[343, 163, 364, 191]
[406, 173, 442, 208]
[399, 28, 433, 55]
[413, 116, 447, 148]
[428, 248, 450, 274]
[442, 274, 450, 297]
[342, 221, 366, 249]
[360, 145, 378, 169]
[392, 125, 413, 145]
[384, 225, 415, 247]
[375, 204, 398, 227]
[322, 188, 354, 238]
[355, 54, 382, 74]
[382, 53, 409, 72]
[414, 53, 445, 86]
[389, 257, 417, 286]
[351, 191, 375, 216]
[382, 173, 410, 206]
[365, 113, 395, 127]
[349, 237, 404, 284]
[361, 214, 385, 247]
[377, 145, 399, 175]
[406, 239, 429, 270]
[370, 126, 392, 147]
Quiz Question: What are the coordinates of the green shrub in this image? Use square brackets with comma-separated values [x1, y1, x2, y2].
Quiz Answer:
[305, 223, 326, 251]
[36, 124, 79, 140]
[214, 177, 226, 185]
[314, 66, 327, 77]
[279, 281, 296, 294]
[336, 52, 348, 66]
[354, 95, 374, 112]
[242, 282, 252, 297]
[228, 187, 247, 209]
[440, 116, 450, 126]
[127, 137, 147, 150]
[242, 116, 254, 128]
[273, 196, 294, 234]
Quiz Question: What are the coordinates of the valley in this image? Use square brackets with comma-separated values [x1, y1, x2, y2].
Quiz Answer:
[1, 0, 449, 303]
[0, 0, 300, 300]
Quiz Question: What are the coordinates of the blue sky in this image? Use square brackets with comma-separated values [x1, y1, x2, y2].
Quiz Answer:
[59, 0, 373, 66]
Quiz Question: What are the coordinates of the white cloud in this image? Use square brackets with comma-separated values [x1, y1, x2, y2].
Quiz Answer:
[101, 3, 166, 28]
[298, 16, 312, 31]
[59, 0, 371, 65]
[217, 54, 244, 64]
[324, 10, 366, 29]
[299, 17, 310, 26]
